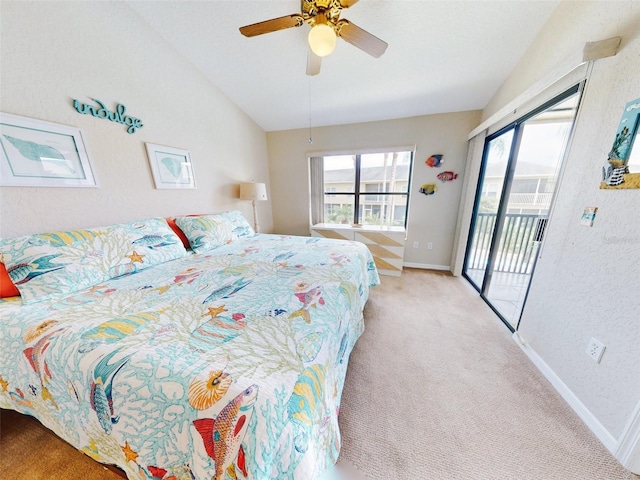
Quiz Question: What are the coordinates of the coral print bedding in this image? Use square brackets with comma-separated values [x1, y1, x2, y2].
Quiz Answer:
[0, 224, 379, 480]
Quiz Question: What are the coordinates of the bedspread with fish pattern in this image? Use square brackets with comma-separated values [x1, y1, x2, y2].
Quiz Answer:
[0, 234, 379, 480]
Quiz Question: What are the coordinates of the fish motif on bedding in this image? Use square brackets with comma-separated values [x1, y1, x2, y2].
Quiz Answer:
[8, 254, 65, 285]
[0, 233, 380, 480]
[36, 229, 104, 247]
[78, 310, 164, 353]
[50, 285, 117, 309]
[296, 332, 324, 362]
[90, 350, 131, 434]
[173, 267, 202, 285]
[132, 234, 178, 249]
[23, 319, 59, 343]
[289, 286, 325, 324]
[203, 278, 252, 303]
[193, 385, 259, 480]
[22, 327, 66, 408]
[288, 364, 327, 453]
[336, 333, 349, 364]
[190, 308, 247, 352]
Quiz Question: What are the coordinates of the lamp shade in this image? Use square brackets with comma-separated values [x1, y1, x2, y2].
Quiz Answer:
[308, 23, 336, 57]
[240, 182, 268, 201]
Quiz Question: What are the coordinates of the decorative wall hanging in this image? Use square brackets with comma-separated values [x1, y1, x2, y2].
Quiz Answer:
[580, 206, 598, 227]
[145, 143, 195, 189]
[73, 98, 143, 134]
[0, 112, 96, 187]
[419, 183, 437, 195]
[436, 171, 458, 182]
[601, 97, 640, 189]
[425, 154, 443, 168]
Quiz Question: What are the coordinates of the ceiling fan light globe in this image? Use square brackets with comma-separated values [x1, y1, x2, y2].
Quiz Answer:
[308, 23, 336, 57]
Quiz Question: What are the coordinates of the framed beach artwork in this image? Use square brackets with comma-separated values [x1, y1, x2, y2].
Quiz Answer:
[0, 112, 96, 187]
[601, 97, 640, 189]
[145, 143, 196, 189]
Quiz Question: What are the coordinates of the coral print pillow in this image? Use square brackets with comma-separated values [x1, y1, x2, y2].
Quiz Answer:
[0, 226, 116, 304]
[217, 210, 255, 238]
[107, 217, 187, 278]
[108, 217, 187, 278]
[175, 214, 237, 253]
[0, 217, 186, 304]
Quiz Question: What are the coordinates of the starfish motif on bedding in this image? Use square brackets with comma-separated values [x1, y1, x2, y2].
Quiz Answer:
[203, 305, 228, 319]
[126, 251, 145, 263]
[121, 441, 139, 463]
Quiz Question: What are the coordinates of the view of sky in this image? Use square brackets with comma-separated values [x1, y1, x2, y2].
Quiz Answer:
[324, 152, 412, 171]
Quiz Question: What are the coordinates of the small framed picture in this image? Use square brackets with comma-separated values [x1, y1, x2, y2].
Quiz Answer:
[0, 112, 97, 187]
[580, 206, 598, 227]
[145, 143, 196, 189]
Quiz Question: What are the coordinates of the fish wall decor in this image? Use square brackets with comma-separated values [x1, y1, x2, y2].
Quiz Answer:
[436, 171, 458, 182]
[425, 154, 444, 168]
[419, 183, 437, 196]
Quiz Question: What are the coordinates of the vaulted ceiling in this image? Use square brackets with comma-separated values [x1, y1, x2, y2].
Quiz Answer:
[127, 1, 559, 132]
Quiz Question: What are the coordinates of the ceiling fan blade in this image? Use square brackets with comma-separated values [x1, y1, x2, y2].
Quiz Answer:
[339, 0, 360, 8]
[239, 14, 304, 37]
[337, 19, 388, 58]
[306, 49, 322, 76]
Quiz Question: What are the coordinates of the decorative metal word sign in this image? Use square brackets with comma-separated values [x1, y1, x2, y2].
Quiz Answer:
[72, 98, 143, 134]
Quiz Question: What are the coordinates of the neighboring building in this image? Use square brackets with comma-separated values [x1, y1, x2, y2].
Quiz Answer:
[323, 165, 410, 226]
[481, 161, 558, 216]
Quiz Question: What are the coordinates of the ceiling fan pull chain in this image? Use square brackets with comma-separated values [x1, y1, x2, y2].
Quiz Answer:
[308, 76, 313, 144]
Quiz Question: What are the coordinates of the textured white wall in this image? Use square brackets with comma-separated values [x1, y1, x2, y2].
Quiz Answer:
[483, 2, 640, 444]
[519, 39, 640, 439]
[266, 111, 481, 269]
[483, 1, 640, 122]
[0, 1, 272, 237]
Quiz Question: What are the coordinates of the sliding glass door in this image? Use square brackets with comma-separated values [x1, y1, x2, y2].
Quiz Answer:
[464, 85, 582, 330]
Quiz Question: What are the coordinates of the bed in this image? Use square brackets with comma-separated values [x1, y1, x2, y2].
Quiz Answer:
[0, 212, 379, 480]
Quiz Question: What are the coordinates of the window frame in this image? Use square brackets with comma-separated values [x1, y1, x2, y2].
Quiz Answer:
[318, 149, 414, 228]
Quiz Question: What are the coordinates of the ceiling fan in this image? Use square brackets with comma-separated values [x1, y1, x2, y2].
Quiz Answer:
[239, 0, 388, 76]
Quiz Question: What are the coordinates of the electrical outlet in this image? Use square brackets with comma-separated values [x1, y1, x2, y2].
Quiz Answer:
[413, 241, 419, 248]
[586, 337, 605, 363]
[427, 242, 433, 250]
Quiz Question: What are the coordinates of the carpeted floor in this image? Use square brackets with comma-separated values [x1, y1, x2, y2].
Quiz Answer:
[338, 269, 636, 479]
[1, 268, 636, 479]
[0, 408, 124, 479]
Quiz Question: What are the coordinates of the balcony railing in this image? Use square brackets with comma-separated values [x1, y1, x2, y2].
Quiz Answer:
[467, 213, 545, 274]
[507, 192, 553, 206]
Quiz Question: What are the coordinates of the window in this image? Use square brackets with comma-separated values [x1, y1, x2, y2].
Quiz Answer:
[311, 150, 413, 227]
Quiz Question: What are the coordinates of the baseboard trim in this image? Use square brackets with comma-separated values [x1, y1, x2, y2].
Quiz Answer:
[403, 262, 450, 271]
[616, 400, 640, 474]
[512, 332, 618, 454]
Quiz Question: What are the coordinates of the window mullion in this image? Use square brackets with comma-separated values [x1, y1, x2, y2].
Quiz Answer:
[354, 155, 361, 224]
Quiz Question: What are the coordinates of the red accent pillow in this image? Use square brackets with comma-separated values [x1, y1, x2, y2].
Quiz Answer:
[0, 262, 20, 298]
[166, 217, 191, 249]
[166, 215, 206, 250]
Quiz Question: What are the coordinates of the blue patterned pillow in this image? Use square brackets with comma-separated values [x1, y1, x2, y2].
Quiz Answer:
[217, 210, 255, 238]
[175, 215, 235, 253]
[0, 217, 186, 304]
[0, 226, 116, 304]
[107, 217, 187, 278]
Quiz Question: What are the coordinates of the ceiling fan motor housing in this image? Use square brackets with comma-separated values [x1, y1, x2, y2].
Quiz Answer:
[303, 0, 344, 26]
